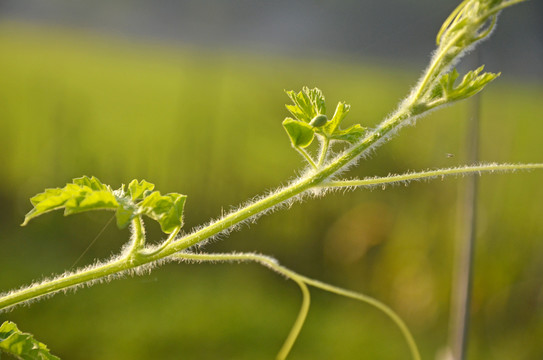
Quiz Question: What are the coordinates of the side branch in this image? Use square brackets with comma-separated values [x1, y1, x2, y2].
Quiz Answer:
[320, 163, 543, 189]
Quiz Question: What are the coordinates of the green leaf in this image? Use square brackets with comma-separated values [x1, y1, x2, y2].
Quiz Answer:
[0, 321, 60, 360]
[139, 191, 187, 233]
[436, 0, 510, 47]
[64, 189, 118, 215]
[439, 66, 500, 102]
[22, 177, 118, 226]
[115, 197, 137, 229]
[283, 88, 365, 149]
[22, 177, 187, 234]
[439, 68, 460, 93]
[305, 87, 326, 115]
[455, 66, 500, 98]
[323, 102, 351, 135]
[283, 87, 327, 149]
[282, 118, 315, 148]
[329, 124, 366, 143]
[128, 179, 155, 201]
[72, 176, 108, 191]
[284, 87, 325, 123]
[320, 101, 365, 143]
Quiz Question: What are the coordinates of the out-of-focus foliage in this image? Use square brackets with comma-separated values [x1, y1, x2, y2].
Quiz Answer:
[0, 22, 542, 359]
[0, 321, 60, 360]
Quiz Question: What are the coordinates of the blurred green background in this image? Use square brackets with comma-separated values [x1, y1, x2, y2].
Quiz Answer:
[1, 1, 542, 359]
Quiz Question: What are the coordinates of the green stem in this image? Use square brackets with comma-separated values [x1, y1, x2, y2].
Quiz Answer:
[295, 146, 317, 169]
[144, 226, 181, 256]
[0, 0, 534, 314]
[320, 163, 543, 189]
[299, 278, 421, 360]
[276, 279, 310, 360]
[0, 259, 131, 310]
[127, 216, 146, 256]
[3, 162, 538, 312]
[317, 136, 330, 168]
[160, 105, 420, 258]
[436, 0, 470, 45]
[5, 104, 415, 311]
[411, 29, 466, 102]
[413, 0, 514, 103]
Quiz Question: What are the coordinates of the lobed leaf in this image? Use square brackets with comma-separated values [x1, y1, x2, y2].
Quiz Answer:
[284, 87, 325, 123]
[329, 124, 365, 144]
[63, 189, 119, 216]
[128, 179, 155, 201]
[115, 196, 137, 229]
[285, 103, 309, 123]
[323, 102, 351, 135]
[22, 177, 118, 226]
[72, 176, 108, 191]
[0, 321, 60, 360]
[321, 102, 365, 143]
[454, 66, 500, 99]
[22, 176, 187, 234]
[438, 66, 500, 102]
[139, 192, 187, 233]
[306, 87, 326, 115]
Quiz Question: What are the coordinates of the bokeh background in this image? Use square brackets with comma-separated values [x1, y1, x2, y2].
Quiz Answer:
[1, 1, 542, 359]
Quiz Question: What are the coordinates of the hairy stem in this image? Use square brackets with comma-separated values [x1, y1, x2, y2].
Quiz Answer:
[1, 162, 540, 312]
[161, 105, 417, 257]
[320, 163, 543, 189]
[317, 136, 330, 168]
[127, 216, 146, 255]
[0, 0, 533, 319]
[0, 259, 130, 310]
[412, 29, 466, 102]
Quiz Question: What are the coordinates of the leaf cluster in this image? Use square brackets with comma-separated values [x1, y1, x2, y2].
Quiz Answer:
[282, 87, 365, 149]
[21, 176, 186, 234]
[413, 0, 523, 110]
[436, 0, 517, 48]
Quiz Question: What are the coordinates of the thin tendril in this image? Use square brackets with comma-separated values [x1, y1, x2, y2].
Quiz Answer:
[173, 252, 421, 360]
[276, 278, 310, 360]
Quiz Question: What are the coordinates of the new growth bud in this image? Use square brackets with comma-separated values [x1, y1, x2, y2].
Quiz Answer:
[309, 114, 328, 127]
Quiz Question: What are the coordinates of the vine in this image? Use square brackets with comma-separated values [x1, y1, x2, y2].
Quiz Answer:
[1, 1, 540, 359]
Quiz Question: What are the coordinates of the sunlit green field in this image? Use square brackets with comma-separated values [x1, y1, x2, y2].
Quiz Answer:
[1, 21, 542, 359]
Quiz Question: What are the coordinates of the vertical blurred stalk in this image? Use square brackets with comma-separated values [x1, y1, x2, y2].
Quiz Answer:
[448, 52, 481, 360]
